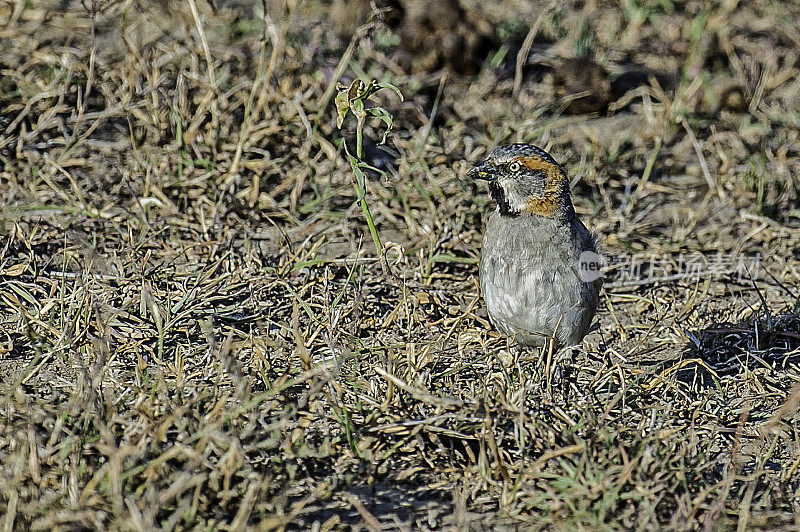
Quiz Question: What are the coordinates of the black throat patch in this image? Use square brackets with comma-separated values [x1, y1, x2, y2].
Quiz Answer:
[488, 181, 518, 217]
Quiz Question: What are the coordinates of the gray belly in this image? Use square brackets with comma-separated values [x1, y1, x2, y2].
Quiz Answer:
[479, 214, 599, 348]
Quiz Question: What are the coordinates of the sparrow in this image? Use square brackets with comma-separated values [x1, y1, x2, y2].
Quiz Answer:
[468, 144, 602, 348]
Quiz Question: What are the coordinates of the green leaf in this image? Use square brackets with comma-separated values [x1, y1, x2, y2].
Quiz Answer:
[366, 106, 393, 144]
[375, 81, 403, 101]
[351, 97, 365, 116]
[347, 78, 365, 101]
[347, 153, 367, 202]
[334, 89, 350, 128]
[357, 160, 385, 176]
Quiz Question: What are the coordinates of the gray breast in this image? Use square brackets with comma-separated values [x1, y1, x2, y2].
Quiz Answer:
[479, 213, 599, 347]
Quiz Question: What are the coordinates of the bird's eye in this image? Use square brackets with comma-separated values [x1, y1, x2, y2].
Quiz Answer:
[508, 161, 522, 173]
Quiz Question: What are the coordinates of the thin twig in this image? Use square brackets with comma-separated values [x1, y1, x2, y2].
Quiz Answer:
[678, 115, 722, 199]
[513, 1, 556, 99]
[187, 0, 216, 86]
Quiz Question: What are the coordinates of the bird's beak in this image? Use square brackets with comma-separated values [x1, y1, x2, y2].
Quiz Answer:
[467, 159, 495, 181]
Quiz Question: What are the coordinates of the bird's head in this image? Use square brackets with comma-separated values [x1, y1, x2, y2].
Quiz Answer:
[468, 144, 574, 219]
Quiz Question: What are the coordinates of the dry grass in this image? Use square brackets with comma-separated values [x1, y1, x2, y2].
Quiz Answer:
[1, 0, 800, 529]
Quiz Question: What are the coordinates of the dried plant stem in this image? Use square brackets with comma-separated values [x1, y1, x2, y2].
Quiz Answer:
[513, 1, 557, 98]
[678, 115, 720, 199]
[188, 0, 215, 86]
